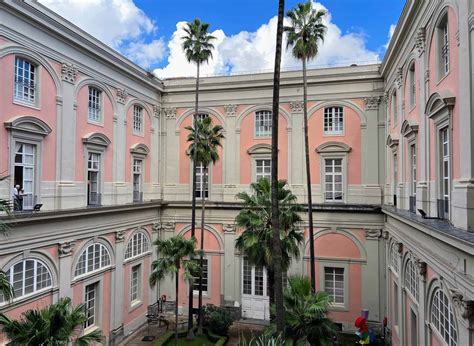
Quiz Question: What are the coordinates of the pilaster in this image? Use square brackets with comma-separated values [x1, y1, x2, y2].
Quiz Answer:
[113, 89, 127, 204]
[223, 105, 238, 201]
[112, 230, 125, 330]
[57, 241, 74, 298]
[222, 223, 239, 305]
[362, 229, 382, 321]
[289, 101, 305, 198]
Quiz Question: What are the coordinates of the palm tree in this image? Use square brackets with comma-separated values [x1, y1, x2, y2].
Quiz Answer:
[235, 179, 304, 308]
[181, 18, 216, 335]
[270, 0, 287, 333]
[284, 1, 327, 292]
[149, 235, 200, 345]
[0, 270, 14, 302]
[185, 116, 224, 335]
[276, 276, 337, 345]
[0, 297, 103, 345]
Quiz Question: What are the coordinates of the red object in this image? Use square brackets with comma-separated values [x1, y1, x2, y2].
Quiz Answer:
[355, 316, 369, 333]
[161, 294, 167, 302]
[383, 317, 388, 327]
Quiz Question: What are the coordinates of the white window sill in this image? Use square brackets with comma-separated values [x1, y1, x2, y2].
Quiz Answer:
[13, 99, 40, 110]
[87, 120, 104, 127]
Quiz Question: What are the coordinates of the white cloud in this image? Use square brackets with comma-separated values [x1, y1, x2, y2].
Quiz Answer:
[154, 1, 380, 78]
[384, 24, 397, 50]
[39, 0, 165, 68]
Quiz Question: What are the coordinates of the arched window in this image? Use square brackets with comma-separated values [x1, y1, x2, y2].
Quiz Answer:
[390, 243, 399, 274]
[124, 232, 150, 260]
[431, 288, 457, 346]
[404, 259, 419, 301]
[74, 243, 111, 278]
[1, 259, 52, 302]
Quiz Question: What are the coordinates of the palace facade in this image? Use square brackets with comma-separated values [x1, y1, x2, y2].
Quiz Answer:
[0, 0, 473, 345]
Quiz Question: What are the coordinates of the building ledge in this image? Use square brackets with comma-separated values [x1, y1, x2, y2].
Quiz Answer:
[0, 200, 164, 225]
[382, 206, 474, 251]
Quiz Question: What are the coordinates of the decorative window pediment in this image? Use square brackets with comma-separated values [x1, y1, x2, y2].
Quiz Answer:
[247, 144, 273, 155]
[426, 91, 455, 120]
[401, 119, 419, 140]
[130, 143, 150, 157]
[316, 141, 351, 154]
[4, 116, 52, 137]
[386, 134, 400, 149]
[82, 132, 111, 147]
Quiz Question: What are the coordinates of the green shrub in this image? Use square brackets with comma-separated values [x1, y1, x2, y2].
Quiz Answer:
[203, 305, 235, 336]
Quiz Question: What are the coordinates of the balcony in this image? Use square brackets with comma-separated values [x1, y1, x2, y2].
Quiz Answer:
[409, 196, 416, 214]
[88, 192, 102, 207]
[133, 191, 143, 203]
[324, 192, 344, 203]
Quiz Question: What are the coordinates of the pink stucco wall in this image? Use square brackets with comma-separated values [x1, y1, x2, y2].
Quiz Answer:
[125, 103, 153, 183]
[0, 54, 58, 182]
[75, 83, 114, 182]
[308, 105, 362, 184]
[428, 7, 460, 181]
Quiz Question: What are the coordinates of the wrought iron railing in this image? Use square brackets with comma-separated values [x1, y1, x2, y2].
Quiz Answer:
[409, 196, 416, 214]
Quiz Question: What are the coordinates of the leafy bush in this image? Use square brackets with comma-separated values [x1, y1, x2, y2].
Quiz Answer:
[203, 305, 235, 336]
[239, 333, 287, 346]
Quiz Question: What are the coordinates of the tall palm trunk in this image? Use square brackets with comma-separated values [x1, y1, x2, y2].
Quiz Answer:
[188, 62, 200, 337]
[302, 57, 316, 291]
[175, 264, 180, 346]
[271, 0, 286, 334]
[197, 165, 207, 335]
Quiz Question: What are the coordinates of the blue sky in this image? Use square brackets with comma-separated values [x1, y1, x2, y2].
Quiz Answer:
[39, 0, 405, 78]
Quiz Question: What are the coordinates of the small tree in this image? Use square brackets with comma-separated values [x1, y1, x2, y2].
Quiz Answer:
[235, 179, 303, 307]
[0, 270, 14, 302]
[0, 297, 103, 345]
[149, 235, 200, 345]
[185, 116, 224, 335]
[274, 276, 337, 345]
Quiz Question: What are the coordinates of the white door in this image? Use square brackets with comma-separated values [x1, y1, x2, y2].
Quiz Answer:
[14, 143, 35, 210]
[241, 258, 270, 320]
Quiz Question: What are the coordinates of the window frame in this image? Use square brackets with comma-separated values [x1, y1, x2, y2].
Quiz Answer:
[254, 110, 272, 138]
[390, 242, 400, 275]
[193, 161, 210, 200]
[255, 159, 271, 182]
[410, 144, 417, 197]
[391, 91, 398, 127]
[83, 280, 101, 332]
[74, 242, 112, 280]
[437, 15, 450, 80]
[86, 151, 102, 206]
[438, 125, 451, 218]
[132, 158, 143, 202]
[192, 257, 210, 296]
[129, 264, 142, 307]
[319, 261, 349, 311]
[430, 288, 458, 346]
[13, 56, 39, 108]
[133, 105, 144, 136]
[323, 107, 344, 136]
[408, 63, 416, 109]
[124, 231, 151, 262]
[0, 258, 53, 305]
[87, 86, 103, 125]
[323, 158, 344, 202]
[404, 259, 419, 302]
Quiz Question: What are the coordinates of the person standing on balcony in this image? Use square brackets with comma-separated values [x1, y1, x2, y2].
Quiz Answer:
[12, 184, 23, 211]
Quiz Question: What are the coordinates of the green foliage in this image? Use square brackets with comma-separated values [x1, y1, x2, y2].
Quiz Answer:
[185, 116, 225, 168]
[149, 235, 201, 287]
[284, 1, 327, 61]
[235, 178, 304, 271]
[154, 331, 175, 346]
[202, 305, 235, 336]
[181, 19, 216, 65]
[239, 333, 287, 346]
[0, 297, 103, 345]
[269, 276, 338, 346]
[0, 270, 14, 302]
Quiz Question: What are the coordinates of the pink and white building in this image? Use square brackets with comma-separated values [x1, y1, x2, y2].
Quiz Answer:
[0, 0, 473, 345]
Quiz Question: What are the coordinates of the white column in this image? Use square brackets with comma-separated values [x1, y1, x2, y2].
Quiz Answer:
[57, 241, 74, 298]
[362, 229, 383, 322]
[111, 231, 125, 331]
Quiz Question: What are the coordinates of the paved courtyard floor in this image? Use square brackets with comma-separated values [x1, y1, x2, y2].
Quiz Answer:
[119, 319, 267, 345]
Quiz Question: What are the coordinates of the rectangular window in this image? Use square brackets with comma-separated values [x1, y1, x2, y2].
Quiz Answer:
[254, 266, 264, 296]
[13, 143, 36, 210]
[88, 87, 102, 122]
[133, 105, 143, 134]
[255, 111, 272, 137]
[411, 308, 418, 346]
[14, 57, 36, 103]
[195, 162, 208, 199]
[324, 107, 343, 135]
[441, 21, 449, 75]
[130, 265, 141, 303]
[392, 92, 398, 125]
[255, 159, 271, 181]
[393, 153, 398, 196]
[193, 259, 208, 293]
[411, 145, 417, 196]
[243, 258, 252, 295]
[84, 283, 98, 329]
[393, 282, 399, 326]
[133, 159, 142, 202]
[409, 64, 416, 108]
[440, 127, 450, 215]
[324, 158, 343, 202]
[87, 153, 100, 206]
[324, 267, 344, 304]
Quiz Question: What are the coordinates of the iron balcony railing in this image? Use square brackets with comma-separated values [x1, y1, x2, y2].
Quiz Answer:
[133, 191, 143, 203]
[88, 192, 102, 206]
[409, 196, 416, 214]
[437, 198, 449, 220]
